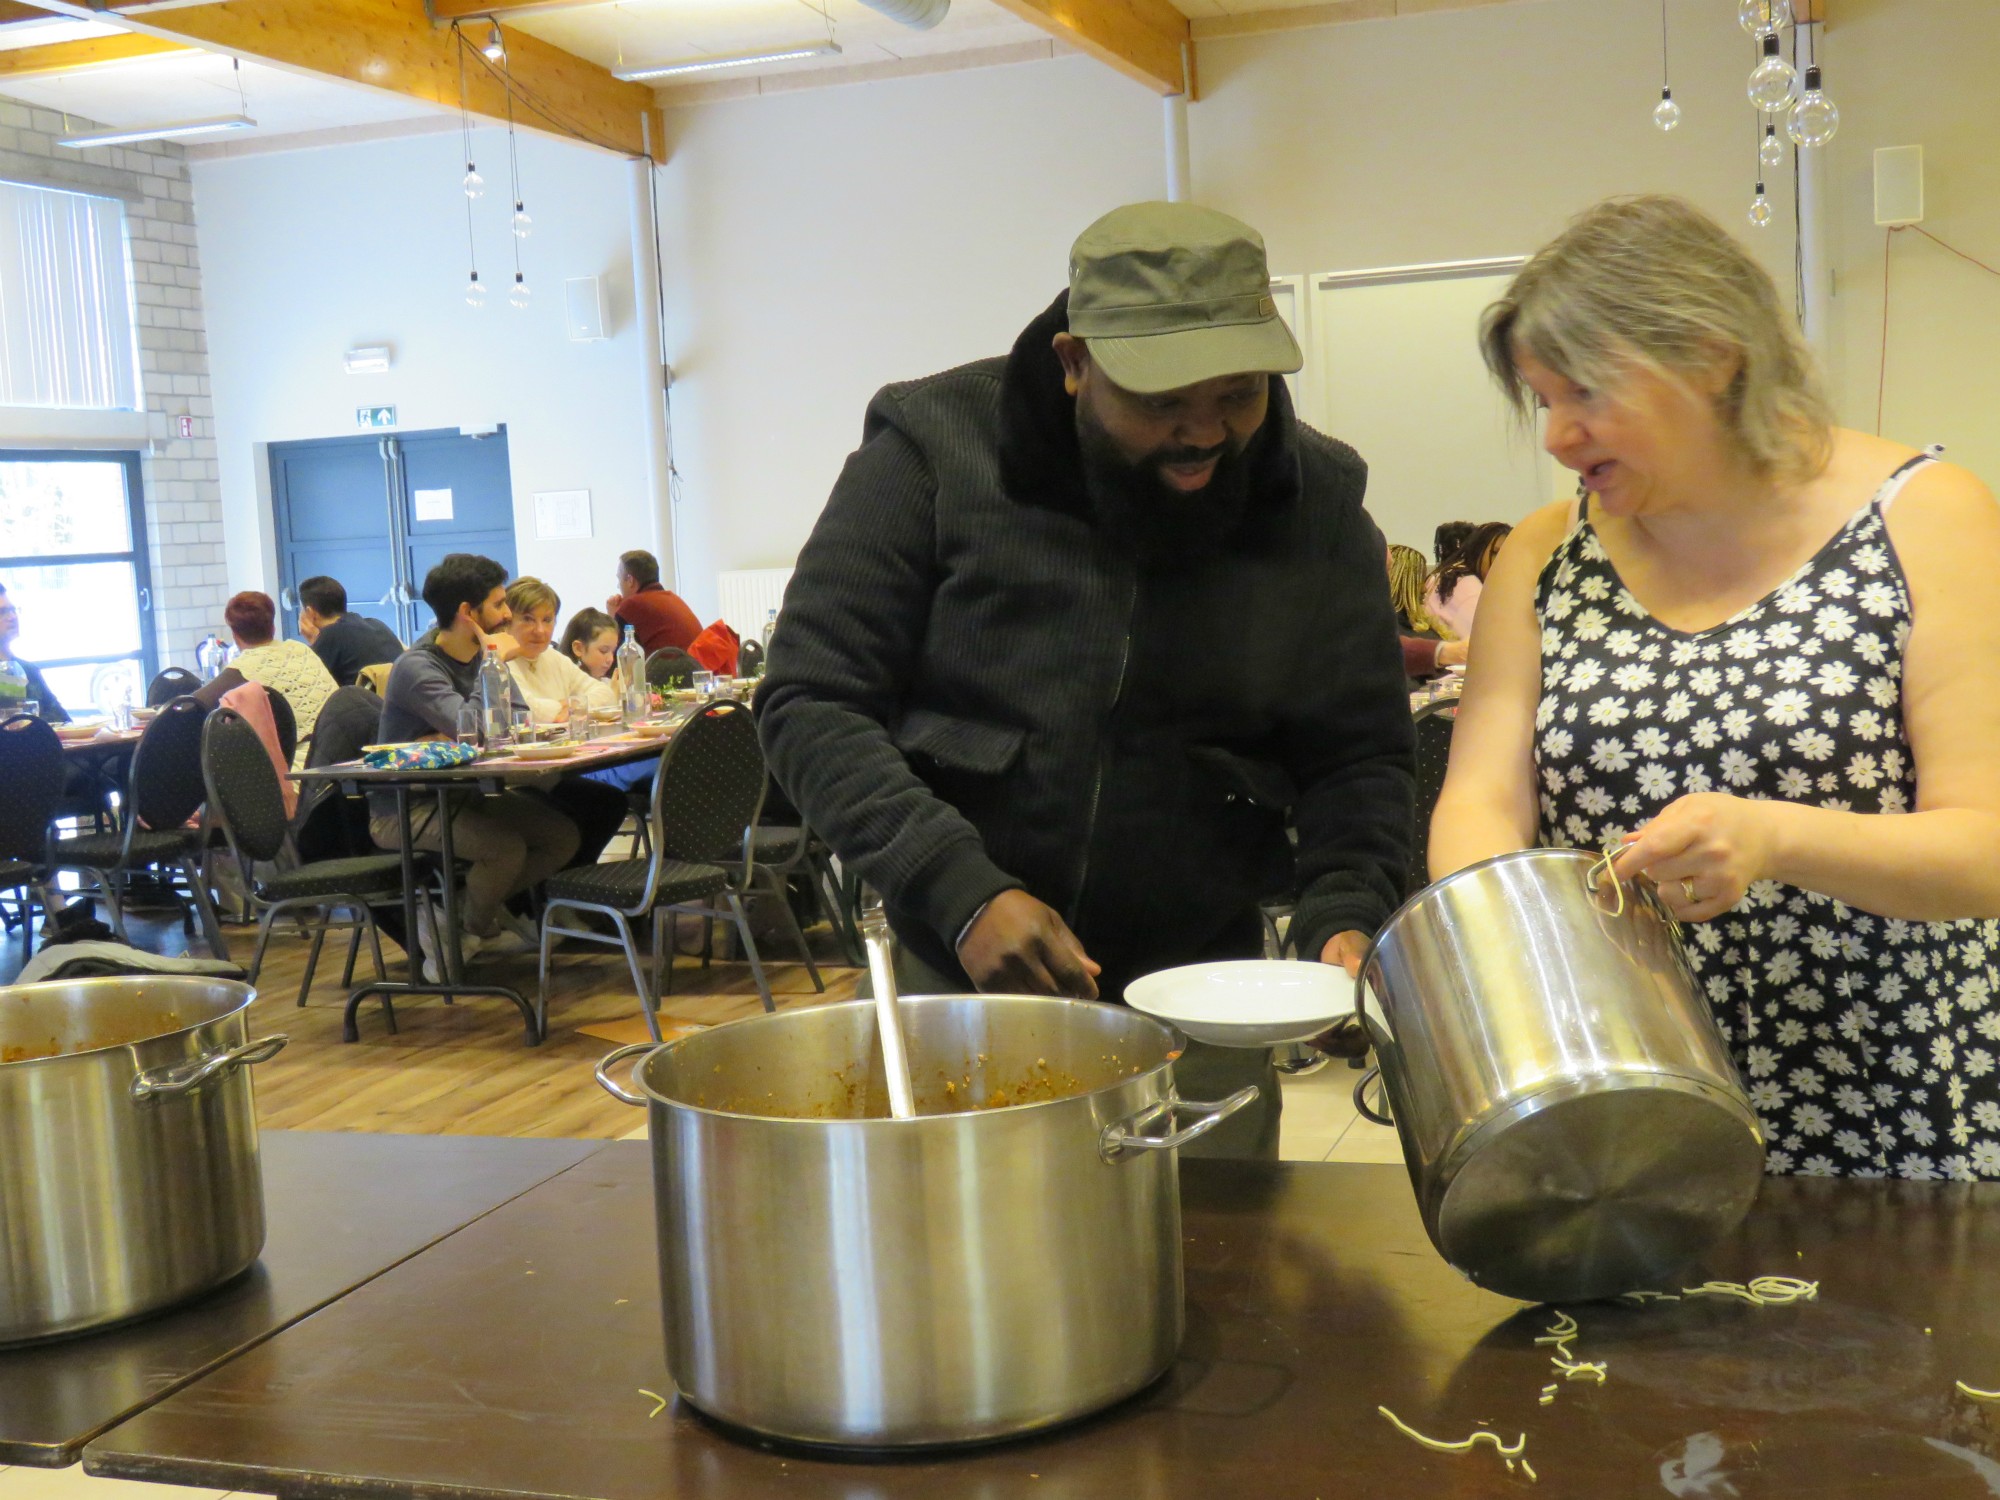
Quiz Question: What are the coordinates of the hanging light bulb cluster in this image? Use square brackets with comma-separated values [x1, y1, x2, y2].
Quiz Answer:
[1652, 0, 1679, 131]
[453, 22, 534, 311]
[1646, 0, 1840, 161]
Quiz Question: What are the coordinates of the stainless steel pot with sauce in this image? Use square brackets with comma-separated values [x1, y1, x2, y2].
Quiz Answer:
[1356, 847, 1765, 1305]
[595, 994, 1255, 1447]
[0, 976, 286, 1345]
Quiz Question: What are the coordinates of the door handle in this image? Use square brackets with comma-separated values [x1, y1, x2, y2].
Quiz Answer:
[137, 587, 151, 612]
[280, 586, 299, 612]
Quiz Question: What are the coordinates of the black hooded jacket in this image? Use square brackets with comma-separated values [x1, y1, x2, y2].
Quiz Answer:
[756, 293, 1415, 993]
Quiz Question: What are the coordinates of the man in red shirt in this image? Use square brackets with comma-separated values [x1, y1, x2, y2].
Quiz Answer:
[605, 550, 700, 654]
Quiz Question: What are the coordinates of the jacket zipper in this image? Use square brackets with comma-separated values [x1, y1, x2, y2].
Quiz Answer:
[1068, 572, 1137, 927]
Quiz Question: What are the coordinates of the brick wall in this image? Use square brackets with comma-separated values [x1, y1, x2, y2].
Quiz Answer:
[0, 98, 224, 672]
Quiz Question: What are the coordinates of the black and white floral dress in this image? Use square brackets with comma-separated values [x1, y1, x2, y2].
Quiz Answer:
[1533, 455, 2000, 1181]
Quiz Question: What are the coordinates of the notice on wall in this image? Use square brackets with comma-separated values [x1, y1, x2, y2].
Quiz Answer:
[534, 489, 593, 541]
[413, 488, 454, 523]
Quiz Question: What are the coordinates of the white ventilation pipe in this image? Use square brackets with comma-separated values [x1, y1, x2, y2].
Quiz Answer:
[857, 0, 948, 28]
[1164, 92, 1190, 202]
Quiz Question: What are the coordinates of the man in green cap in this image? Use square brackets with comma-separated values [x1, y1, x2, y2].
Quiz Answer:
[757, 202, 1413, 1156]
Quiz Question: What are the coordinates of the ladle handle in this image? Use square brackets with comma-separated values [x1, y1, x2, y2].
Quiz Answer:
[860, 904, 918, 1121]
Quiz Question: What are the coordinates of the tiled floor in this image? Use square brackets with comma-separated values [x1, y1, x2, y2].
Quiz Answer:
[1277, 1058, 1405, 1164]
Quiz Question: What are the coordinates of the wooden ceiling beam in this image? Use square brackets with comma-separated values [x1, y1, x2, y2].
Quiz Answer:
[985, 0, 1192, 97]
[110, 0, 661, 159]
[426, 0, 607, 24]
[0, 31, 190, 76]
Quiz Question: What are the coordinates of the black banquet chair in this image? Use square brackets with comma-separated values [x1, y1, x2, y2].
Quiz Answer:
[0, 714, 65, 933]
[537, 699, 774, 1040]
[644, 647, 698, 692]
[47, 696, 229, 956]
[1409, 698, 1458, 895]
[146, 666, 202, 707]
[201, 707, 405, 1012]
[736, 638, 764, 679]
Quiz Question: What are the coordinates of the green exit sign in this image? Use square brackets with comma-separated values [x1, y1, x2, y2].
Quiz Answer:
[356, 406, 397, 429]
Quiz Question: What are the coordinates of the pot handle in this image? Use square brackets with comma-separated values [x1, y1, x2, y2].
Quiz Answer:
[1100, 1086, 1259, 1163]
[593, 1042, 655, 1106]
[131, 1035, 288, 1103]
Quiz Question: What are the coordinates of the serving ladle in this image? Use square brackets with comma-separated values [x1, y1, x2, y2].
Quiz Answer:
[858, 903, 918, 1120]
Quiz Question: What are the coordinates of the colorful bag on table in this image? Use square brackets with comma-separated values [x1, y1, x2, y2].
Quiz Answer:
[362, 741, 477, 771]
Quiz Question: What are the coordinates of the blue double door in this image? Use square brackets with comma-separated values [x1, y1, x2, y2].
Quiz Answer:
[270, 427, 517, 644]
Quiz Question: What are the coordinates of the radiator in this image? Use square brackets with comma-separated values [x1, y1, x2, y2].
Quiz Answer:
[716, 567, 793, 640]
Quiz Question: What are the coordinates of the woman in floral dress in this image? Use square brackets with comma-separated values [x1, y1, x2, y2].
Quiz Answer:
[1430, 197, 2000, 1180]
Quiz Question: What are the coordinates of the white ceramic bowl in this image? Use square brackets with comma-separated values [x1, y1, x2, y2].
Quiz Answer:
[510, 742, 582, 762]
[1124, 960, 1355, 1048]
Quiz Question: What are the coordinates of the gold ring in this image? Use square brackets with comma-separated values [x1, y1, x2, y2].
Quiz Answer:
[1681, 878, 1698, 902]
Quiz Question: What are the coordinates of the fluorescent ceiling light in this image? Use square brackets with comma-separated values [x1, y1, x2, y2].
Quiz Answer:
[613, 41, 841, 82]
[59, 114, 257, 150]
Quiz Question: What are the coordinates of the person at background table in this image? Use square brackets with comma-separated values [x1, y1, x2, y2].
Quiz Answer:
[560, 609, 618, 680]
[1433, 520, 1473, 572]
[1429, 195, 2000, 1181]
[0, 584, 69, 723]
[1423, 520, 1511, 644]
[374, 554, 580, 970]
[296, 575, 404, 687]
[757, 202, 1414, 1159]
[1390, 542, 1466, 688]
[605, 550, 700, 655]
[499, 577, 641, 837]
[225, 591, 337, 769]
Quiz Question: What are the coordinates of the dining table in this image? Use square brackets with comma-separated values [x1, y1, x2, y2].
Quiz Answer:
[0, 1130, 602, 1468]
[292, 721, 686, 1046]
[80, 1143, 2000, 1500]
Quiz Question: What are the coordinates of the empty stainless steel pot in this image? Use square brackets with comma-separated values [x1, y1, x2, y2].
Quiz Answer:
[0, 977, 286, 1344]
[1357, 848, 1764, 1304]
[596, 995, 1254, 1447]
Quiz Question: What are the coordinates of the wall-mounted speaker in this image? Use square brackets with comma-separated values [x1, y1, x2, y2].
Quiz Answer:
[565, 275, 608, 341]
[1874, 145, 1924, 227]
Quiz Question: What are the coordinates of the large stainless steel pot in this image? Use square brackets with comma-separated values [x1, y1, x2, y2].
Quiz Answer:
[1357, 848, 1764, 1305]
[596, 994, 1255, 1447]
[0, 976, 286, 1345]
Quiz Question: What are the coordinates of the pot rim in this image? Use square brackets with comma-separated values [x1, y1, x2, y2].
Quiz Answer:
[632, 993, 1183, 1126]
[0, 977, 256, 1069]
[1373, 844, 1676, 946]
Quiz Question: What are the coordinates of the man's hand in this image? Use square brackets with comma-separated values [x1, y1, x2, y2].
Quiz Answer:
[1319, 929, 1371, 978]
[606, 593, 624, 616]
[464, 606, 522, 663]
[1436, 638, 1469, 669]
[957, 890, 1102, 1000]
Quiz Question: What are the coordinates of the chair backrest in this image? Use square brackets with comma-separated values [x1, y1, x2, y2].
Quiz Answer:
[201, 707, 292, 867]
[129, 696, 211, 833]
[644, 647, 696, 690]
[356, 662, 392, 696]
[651, 699, 767, 867]
[0, 714, 64, 865]
[1410, 701, 1457, 892]
[309, 685, 383, 768]
[737, 638, 764, 678]
[147, 666, 202, 707]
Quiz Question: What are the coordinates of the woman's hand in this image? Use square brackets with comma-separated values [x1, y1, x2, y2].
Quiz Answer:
[1613, 793, 1779, 923]
[1436, 637, 1469, 669]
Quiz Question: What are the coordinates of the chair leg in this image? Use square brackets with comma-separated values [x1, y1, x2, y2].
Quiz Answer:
[725, 890, 776, 1014]
[298, 919, 328, 1007]
[92, 870, 130, 943]
[609, 910, 657, 1041]
[362, 906, 395, 1033]
[761, 869, 823, 993]
[247, 907, 278, 986]
[339, 919, 362, 987]
[181, 858, 230, 962]
[535, 905, 558, 1040]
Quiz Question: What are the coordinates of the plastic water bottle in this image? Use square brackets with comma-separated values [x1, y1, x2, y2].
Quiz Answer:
[617, 625, 647, 725]
[759, 608, 778, 674]
[477, 643, 515, 748]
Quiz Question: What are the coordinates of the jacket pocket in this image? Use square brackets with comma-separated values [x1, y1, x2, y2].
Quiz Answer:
[894, 709, 1027, 777]
[1188, 746, 1297, 813]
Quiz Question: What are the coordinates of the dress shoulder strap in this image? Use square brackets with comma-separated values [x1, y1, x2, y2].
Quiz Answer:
[1874, 444, 1945, 515]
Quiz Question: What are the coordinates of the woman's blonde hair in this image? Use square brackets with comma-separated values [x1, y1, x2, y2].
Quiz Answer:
[1480, 195, 1833, 486]
[1387, 544, 1437, 632]
[506, 576, 560, 620]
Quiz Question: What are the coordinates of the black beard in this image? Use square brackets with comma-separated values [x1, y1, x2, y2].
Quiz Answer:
[1075, 403, 1255, 564]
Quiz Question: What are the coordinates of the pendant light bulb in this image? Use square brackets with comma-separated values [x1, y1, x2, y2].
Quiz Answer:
[511, 201, 532, 239]
[1760, 122, 1785, 170]
[509, 272, 531, 309]
[1747, 34, 1798, 111]
[465, 270, 487, 308]
[1652, 85, 1681, 132]
[462, 162, 484, 199]
[1738, 0, 1790, 38]
[482, 21, 506, 61]
[1787, 65, 1840, 147]
[1747, 184, 1774, 229]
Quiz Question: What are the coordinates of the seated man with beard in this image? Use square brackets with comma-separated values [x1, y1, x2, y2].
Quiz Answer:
[756, 203, 1414, 1157]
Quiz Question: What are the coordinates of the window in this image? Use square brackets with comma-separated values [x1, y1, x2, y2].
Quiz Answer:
[0, 452, 154, 712]
[0, 180, 141, 410]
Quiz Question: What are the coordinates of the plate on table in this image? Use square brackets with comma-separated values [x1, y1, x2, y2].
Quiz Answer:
[509, 742, 583, 762]
[1125, 960, 1356, 1048]
[54, 720, 107, 743]
[130, 704, 160, 723]
[628, 720, 675, 738]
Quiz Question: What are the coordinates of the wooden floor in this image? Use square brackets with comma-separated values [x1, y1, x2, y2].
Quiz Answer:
[1, 903, 861, 1140]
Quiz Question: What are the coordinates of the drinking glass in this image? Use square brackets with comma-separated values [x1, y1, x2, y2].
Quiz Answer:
[455, 701, 483, 747]
[692, 671, 716, 700]
[19, 700, 38, 719]
[567, 691, 593, 743]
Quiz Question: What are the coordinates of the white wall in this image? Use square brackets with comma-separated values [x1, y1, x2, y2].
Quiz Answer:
[193, 126, 661, 631]
[654, 0, 2000, 594]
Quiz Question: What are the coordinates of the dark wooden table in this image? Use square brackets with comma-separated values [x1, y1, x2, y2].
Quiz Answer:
[1, 1130, 601, 1468]
[82, 1143, 2000, 1498]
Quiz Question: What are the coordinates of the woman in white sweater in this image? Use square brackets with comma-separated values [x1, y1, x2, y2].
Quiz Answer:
[503, 577, 618, 722]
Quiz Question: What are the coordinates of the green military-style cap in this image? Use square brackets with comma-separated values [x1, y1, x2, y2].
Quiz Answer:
[1067, 201, 1303, 396]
